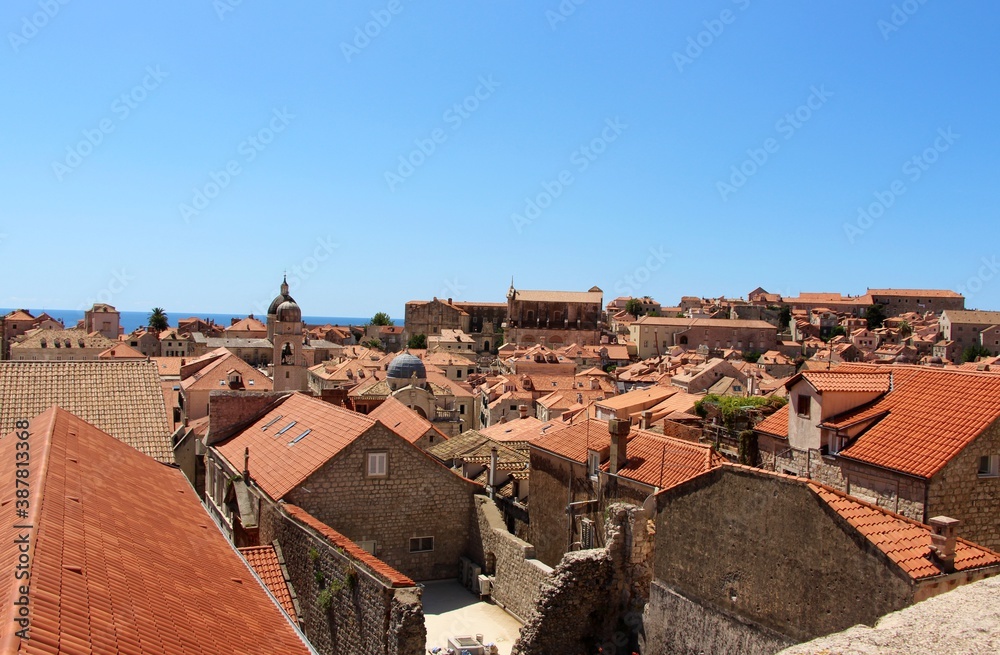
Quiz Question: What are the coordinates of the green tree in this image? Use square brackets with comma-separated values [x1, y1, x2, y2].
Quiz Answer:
[865, 304, 887, 330]
[370, 312, 392, 326]
[624, 298, 643, 316]
[963, 345, 992, 363]
[743, 351, 761, 363]
[826, 326, 846, 341]
[407, 333, 427, 349]
[778, 306, 792, 331]
[148, 307, 168, 331]
[898, 320, 913, 338]
[361, 338, 383, 350]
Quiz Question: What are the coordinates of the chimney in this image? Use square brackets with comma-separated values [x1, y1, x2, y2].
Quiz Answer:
[489, 446, 498, 491]
[608, 418, 630, 475]
[499, 415, 507, 424]
[640, 410, 653, 430]
[518, 404, 528, 419]
[243, 447, 250, 479]
[929, 516, 959, 572]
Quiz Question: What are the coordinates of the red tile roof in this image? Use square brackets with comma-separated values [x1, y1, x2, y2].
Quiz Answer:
[0, 407, 311, 655]
[796, 371, 892, 393]
[181, 350, 272, 392]
[98, 343, 147, 359]
[755, 404, 789, 438]
[239, 545, 298, 623]
[480, 417, 555, 443]
[215, 393, 377, 500]
[832, 365, 1000, 478]
[810, 483, 1000, 579]
[283, 504, 415, 588]
[608, 429, 721, 488]
[369, 396, 446, 444]
[532, 418, 615, 463]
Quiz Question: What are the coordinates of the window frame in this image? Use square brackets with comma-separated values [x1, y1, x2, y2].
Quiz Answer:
[978, 454, 999, 478]
[366, 450, 388, 478]
[587, 450, 600, 480]
[409, 536, 434, 553]
[796, 394, 811, 418]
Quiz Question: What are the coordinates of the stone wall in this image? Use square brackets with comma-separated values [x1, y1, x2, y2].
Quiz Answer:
[641, 580, 793, 655]
[650, 467, 914, 645]
[777, 574, 1000, 655]
[206, 390, 288, 445]
[528, 450, 598, 567]
[512, 504, 653, 655]
[757, 443, 844, 489]
[840, 459, 926, 521]
[469, 496, 552, 621]
[659, 419, 702, 442]
[258, 501, 425, 655]
[284, 422, 479, 581]
[928, 418, 1000, 551]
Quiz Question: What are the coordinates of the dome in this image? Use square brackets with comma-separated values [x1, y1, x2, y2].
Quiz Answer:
[268, 276, 294, 315]
[276, 299, 301, 323]
[387, 352, 426, 380]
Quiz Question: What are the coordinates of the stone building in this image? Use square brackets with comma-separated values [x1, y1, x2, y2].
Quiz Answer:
[206, 392, 480, 581]
[266, 276, 309, 392]
[629, 315, 778, 359]
[642, 464, 1000, 653]
[178, 348, 273, 422]
[868, 288, 964, 315]
[503, 284, 603, 348]
[756, 365, 1000, 550]
[940, 309, 1000, 358]
[8, 327, 118, 361]
[403, 297, 506, 353]
[1, 309, 64, 358]
[81, 302, 121, 339]
[528, 418, 719, 566]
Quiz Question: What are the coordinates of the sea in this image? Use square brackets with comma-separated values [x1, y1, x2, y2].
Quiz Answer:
[0, 309, 400, 334]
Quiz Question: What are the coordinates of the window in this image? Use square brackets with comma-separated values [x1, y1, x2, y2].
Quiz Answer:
[978, 455, 999, 477]
[796, 394, 811, 418]
[367, 451, 388, 477]
[587, 450, 600, 479]
[409, 536, 434, 553]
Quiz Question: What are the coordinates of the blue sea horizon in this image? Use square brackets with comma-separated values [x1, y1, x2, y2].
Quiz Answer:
[0, 308, 400, 334]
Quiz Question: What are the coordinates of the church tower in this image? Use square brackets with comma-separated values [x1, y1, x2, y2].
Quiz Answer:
[269, 277, 306, 392]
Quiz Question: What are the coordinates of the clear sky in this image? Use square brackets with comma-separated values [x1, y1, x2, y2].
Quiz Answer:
[2, 1, 998, 319]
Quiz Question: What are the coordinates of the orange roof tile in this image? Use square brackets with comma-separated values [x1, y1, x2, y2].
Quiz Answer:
[607, 429, 721, 488]
[181, 350, 272, 392]
[0, 407, 311, 655]
[369, 396, 446, 444]
[239, 545, 298, 623]
[755, 403, 789, 438]
[532, 418, 615, 463]
[833, 365, 1000, 477]
[797, 371, 892, 393]
[810, 483, 1000, 579]
[479, 416, 555, 443]
[97, 342, 146, 359]
[215, 393, 377, 499]
[0, 361, 173, 463]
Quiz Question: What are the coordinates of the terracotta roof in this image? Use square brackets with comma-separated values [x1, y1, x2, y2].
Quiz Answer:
[181, 350, 272, 392]
[0, 361, 173, 463]
[226, 316, 267, 332]
[607, 429, 721, 488]
[810, 483, 1000, 579]
[869, 288, 963, 298]
[369, 396, 446, 444]
[942, 309, 1000, 324]
[98, 343, 146, 359]
[795, 371, 892, 394]
[833, 366, 1000, 478]
[215, 393, 377, 499]
[3, 309, 35, 321]
[282, 504, 415, 588]
[479, 416, 555, 443]
[0, 407, 311, 655]
[596, 386, 675, 411]
[239, 545, 298, 623]
[150, 356, 186, 378]
[11, 327, 117, 350]
[755, 403, 789, 438]
[512, 289, 602, 303]
[532, 418, 616, 463]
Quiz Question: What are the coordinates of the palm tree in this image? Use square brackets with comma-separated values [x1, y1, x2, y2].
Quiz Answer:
[898, 320, 912, 339]
[148, 307, 168, 332]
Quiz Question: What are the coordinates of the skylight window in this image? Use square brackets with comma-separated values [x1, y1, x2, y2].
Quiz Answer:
[276, 421, 297, 436]
[288, 429, 312, 445]
[261, 415, 283, 431]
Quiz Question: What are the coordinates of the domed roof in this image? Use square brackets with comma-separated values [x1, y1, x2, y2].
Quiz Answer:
[268, 276, 294, 315]
[276, 299, 301, 323]
[387, 352, 426, 380]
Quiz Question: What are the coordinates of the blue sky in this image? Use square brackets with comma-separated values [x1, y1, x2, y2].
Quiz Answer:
[2, 1, 998, 319]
